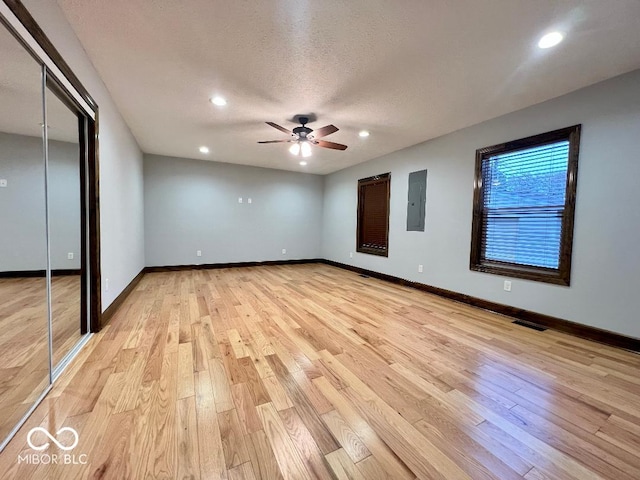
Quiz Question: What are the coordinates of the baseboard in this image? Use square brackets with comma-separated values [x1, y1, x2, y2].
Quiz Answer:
[320, 259, 640, 353]
[0, 269, 81, 278]
[53, 269, 82, 277]
[101, 268, 145, 327]
[144, 258, 322, 273]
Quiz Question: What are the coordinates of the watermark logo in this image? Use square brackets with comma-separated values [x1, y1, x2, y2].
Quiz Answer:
[27, 427, 79, 451]
[18, 427, 88, 465]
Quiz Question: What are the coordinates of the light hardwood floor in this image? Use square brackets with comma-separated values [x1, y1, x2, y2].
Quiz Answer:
[0, 275, 83, 442]
[1, 264, 639, 479]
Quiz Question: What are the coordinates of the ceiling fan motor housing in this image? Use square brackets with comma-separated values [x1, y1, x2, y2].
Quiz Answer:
[293, 125, 313, 138]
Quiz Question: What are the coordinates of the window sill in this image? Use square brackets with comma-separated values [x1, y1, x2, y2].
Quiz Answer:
[357, 246, 388, 257]
[470, 262, 570, 286]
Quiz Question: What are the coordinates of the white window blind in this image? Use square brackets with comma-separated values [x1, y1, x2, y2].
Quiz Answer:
[481, 141, 569, 269]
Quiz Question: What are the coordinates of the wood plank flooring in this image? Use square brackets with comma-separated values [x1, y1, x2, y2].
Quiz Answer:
[1, 264, 639, 479]
[0, 275, 83, 442]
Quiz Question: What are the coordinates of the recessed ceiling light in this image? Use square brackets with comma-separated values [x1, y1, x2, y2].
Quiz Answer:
[199, 146, 210, 154]
[299, 161, 307, 166]
[538, 32, 564, 49]
[210, 96, 227, 106]
[359, 130, 370, 138]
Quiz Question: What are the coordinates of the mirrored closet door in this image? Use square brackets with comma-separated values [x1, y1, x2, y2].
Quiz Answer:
[0, 19, 50, 447]
[0, 2, 98, 451]
[46, 79, 86, 369]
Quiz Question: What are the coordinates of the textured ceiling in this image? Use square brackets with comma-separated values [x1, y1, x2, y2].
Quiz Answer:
[56, 0, 640, 174]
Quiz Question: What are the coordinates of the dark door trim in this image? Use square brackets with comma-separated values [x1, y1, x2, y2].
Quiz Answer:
[3, 0, 102, 331]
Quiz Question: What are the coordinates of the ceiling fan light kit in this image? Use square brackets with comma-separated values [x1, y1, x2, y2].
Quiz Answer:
[300, 142, 312, 157]
[258, 115, 348, 159]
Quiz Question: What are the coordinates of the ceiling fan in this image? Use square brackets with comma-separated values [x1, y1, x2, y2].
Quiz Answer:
[258, 116, 348, 157]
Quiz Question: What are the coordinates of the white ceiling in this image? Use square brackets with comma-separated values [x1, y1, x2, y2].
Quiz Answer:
[57, 0, 640, 174]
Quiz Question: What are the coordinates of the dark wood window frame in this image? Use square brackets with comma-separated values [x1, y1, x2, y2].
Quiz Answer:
[470, 125, 581, 286]
[357, 173, 391, 257]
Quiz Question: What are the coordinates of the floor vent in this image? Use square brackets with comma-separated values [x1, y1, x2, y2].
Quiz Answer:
[359, 274, 370, 278]
[513, 320, 547, 331]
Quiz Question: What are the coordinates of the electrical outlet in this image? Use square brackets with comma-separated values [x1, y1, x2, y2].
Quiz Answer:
[248, 198, 252, 204]
[418, 264, 423, 273]
[238, 197, 243, 203]
[0, 179, 7, 187]
[504, 280, 512, 292]
[196, 250, 202, 257]
[282, 248, 286, 255]
[105, 278, 109, 292]
[349, 252, 353, 258]
[67, 252, 74, 260]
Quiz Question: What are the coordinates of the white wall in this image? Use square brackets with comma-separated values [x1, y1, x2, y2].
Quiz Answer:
[0, 131, 46, 271]
[22, 0, 145, 309]
[0, 132, 81, 271]
[323, 69, 640, 339]
[48, 138, 81, 270]
[144, 154, 323, 266]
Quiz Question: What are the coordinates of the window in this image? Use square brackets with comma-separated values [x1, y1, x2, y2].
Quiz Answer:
[357, 173, 391, 256]
[470, 125, 580, 285]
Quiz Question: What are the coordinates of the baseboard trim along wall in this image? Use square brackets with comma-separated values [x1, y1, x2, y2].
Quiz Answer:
[96, 259, 639, 353]
[101, 268, 145, 326]
[143, 258, 323, 273]
[320, 259, 640, 353]
[0, 269, 82, 278]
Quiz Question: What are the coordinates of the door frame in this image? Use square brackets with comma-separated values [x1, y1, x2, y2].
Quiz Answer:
[1, 0, 102, 332]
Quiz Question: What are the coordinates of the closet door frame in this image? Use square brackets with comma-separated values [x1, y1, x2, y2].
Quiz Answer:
[0, 0, 102, 452]
[0, 0, 102, 334]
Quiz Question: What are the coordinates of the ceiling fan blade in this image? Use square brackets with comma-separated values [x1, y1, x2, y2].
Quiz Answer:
[266, 122, 292, 135]
[257, 140, 291, 144]
[315, 140, 348, 151]
[312, 124, 338, 138]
